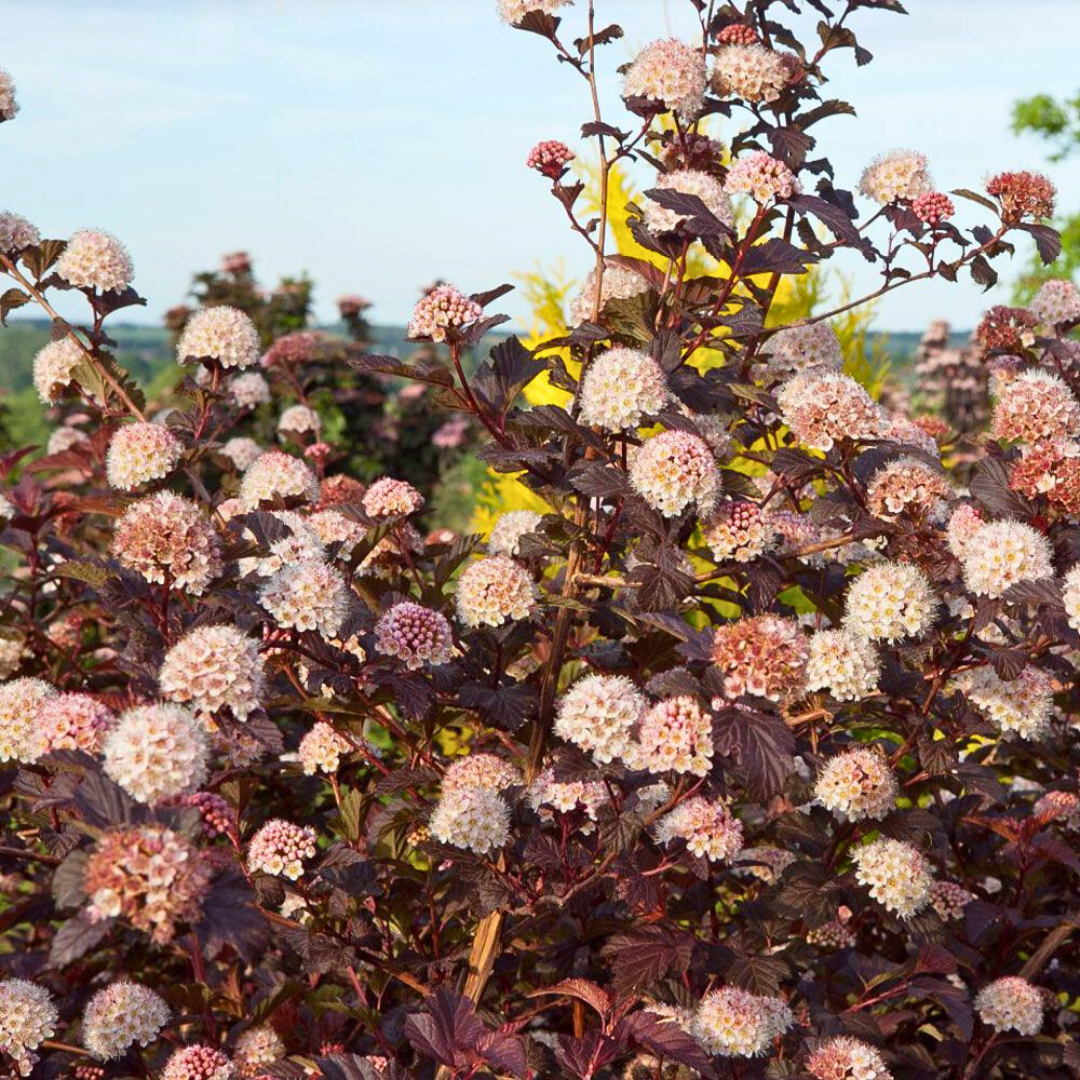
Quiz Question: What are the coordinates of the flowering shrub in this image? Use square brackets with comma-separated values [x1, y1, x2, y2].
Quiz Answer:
[2, 4, 1080, 1080]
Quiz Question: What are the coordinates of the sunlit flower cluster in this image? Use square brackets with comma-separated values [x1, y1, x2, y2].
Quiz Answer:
[711, 615, 808, 701]
[776, 370, 883, 451]
[858, 149, 933, 204]
[851, 837, 934, 919]
[569, 263, 651, 325]
[986, 170, 1056, 223]
[178, 306, 260, 369]
[579, 347, 669, 432]
[763, 322, 843, 375]
[724, 151, 800, 203]
[375, 601, 454, 669]
[654, 796, 744, 861]
[406, 283, 482, 343]
[159, 624, 265, 720]
[959, 519, 1054, 598]
[806, 1037, 893, 1080]
[629, 429, 720, 517]
[247, 819, 318, 879]
[703, 500, 777, 562]
[106, 422, 183, 490]
[711, 44, 790, 104]
[644, 168, 733, 234]
[814, 746, 897, 821]
[0, 676, 56, 763]
[430, 785, 511, 855]
[487, 510, 543, 557]
[362, 477, 424, 519]
[952, 665, 1055, 739]
[866, 457, 953, 519]
[239, 450, 320, 510]
[844, 561, 938, 643]
[32, 336, 84, 403]
[991, 369, 1080, 443]
[805, 629, 881, 701]
[55, 229, 134, 293]
[633, 694, 714, 776]
[622, 38, 707, 118]
[455, 555, 537, 627]
[974, 976, 1044, 1035]
[555, 673, 646, 764]
[40, 692, 114, 755]
[82, 982, 170, 1061]
[692, 986, 793, 1058]
[259, 558, 350, 636]
[0, 979, 57, 1076]
[1030, 278, 1080, 327]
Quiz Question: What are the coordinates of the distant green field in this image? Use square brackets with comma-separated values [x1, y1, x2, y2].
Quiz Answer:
[0, 318, 953, 453]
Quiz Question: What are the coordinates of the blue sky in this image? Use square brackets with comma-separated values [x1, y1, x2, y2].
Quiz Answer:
[4, 0, 1080, 332]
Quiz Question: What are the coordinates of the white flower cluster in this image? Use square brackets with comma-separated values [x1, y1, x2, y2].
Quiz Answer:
[644, 169, 734, 234]
[629, 430, 720, 517]
[805, 629, 880, 701]
[814, 746, 897, 821]
[0, 979, 58, 1076]
[487, 510, 543, 557]
[858, 150, 933, 204]
[843, 561, 938, 643]
[579, 347, 669, 432]
[952, 665, 1055, 740]
[959, 520, 1054, 598]
[851, 837, 934, 920]
[177, 306, 260, 369]
[455, 555, 537, 627]
[82, 982, 170, 1061]
[32, 336, 84, 403]
[159, 624, 265, 720]
[654, 796, 744, 862]
[974, 976, 1044, 1036]
[692, 986, 793, 1057]
[259, 558, 350, 637]
[554, 673, 646, 764]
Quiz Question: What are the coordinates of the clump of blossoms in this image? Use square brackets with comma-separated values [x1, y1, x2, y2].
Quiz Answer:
[32, 336, 84, 403]
[974, 977, 1044, 1036]
[259, 558, 349, 636]
[406, 284, 482, 342]
[912, 191, 954, 225]
[777, 369, 883, 451]
[112, 491, 222, 593]
[430, 786, 511, 855]
[443, 752, 521, 793]
[0, 212, 36, 254]
[814, 746, 897, 821]
[486, 509, 542, 556]
[247, 819, 318, 879]
[39, 693, 114, 755]
[851, 837, 934, 919]
[654, 797, 743, 861]
[220, 435, 262, 470]
[622, 39, 706, 118]
[711, 615, 808, 701]
[362, 476, 424, 519]
[629, 429, 720, 517]
[578, 347, 669, 431]
[843, 561, 938, 642]
[692, 987, 793, 1057]
[375, 602, 454, 669]
[724, 151, 800, 203]
[568, 262, 650, 324]
[762, 322, 843, 375]
[106, 422, 183, 490]
[0, 677, 56, 763]
[496, 0, 570, 26]
[866, 457, 953, 519]
[806, 1037, 893, 1080]
[986, 170, 1056, 223]
[239, 450, 320, 509]
[930, 880, 975, 922]
[230, 371, 272, 408]
[975, 303, 1038, 352]
[858, 149, 933, 204]
[233, 1026, 285, 1079]
[952, 665, 1055, 739]
[55, 229, 134, 293]
[991, 368, 1080, 443]
[277, 403, 321, 440]
[1030, 277, 1080, 327]
[102, 704, 209, 804]
[644, 169, 733, 234]
[632, 694, 714, 776]
[158, 625, 265, 720]
[711, 43, 790, 104]
[177, 305, 260, 368]
[0, 980, 58, 1076]
[526, 139, 574, 178]
[805, 629, 880, 701]
[161, 1045, 235, 1080]
[84, 826, 212, 943]
[703, 500, 777, 562]
[455, 555, 536, 627]
[81, 983, 170, 1061]
[298, 722, 352, 774]
[959, 519, 1054, 598]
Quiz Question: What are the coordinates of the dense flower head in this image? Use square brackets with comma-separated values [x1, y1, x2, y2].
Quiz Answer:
[0, 979, 58, 1076]
[629, 429, 720, 517]
[40, 692, 114, 755]
[103, 703, 209, 804]
[622, 38, 707, 118]
[703, 500, 777, 563]
[718, 23, 759, 45]
[161, 1045, 235, 1080]
[277, 404, 321, 441]
[805, 629, 881, 701]
[178, 306, 260, 369]
[866, 457, 953, 520]
[975, 304, 1038, 352]
[82, 982, 170, 1061]
[430, 786, 511, 854]
[776, 370, 883, 451]
[220, 436, 262, 471]
[712, 615, 808, 701]
[259, 558, 350, 636]
[85, 825, 212, 943]
[644, 168, 734, 234]
[297, 721, 352, 775]
[443, 752, 522, 793]
[178, 791, 232, 838]
[32, 337, 86, 405]
[579, 347, 669, 432]
[496, 0, 571, 26]
[953, 665, 1055, 739]
[763, 322, 844, 375]
[159, 624, 265, 720]
[633, 695, 714, 776]
[112, 491, 222, 594]
[230, 371, 272, 408]
[1030, 277, 1080, 327]
[692, 986, 793, 1057]
[555, 674, 646, 765]
[456, 555, 537, 627]
[959, 519, 1054, 597]
[1009, 440, 1080, 514]
[55, 229, 133, 292]
[858, 150, 933, 204]
[806, 1037, 893, 1080]
[911, 191, 954, 226]
[406, 284, 482, 342]
[0, 70, 16, 121]
[362, 477, 424, 519]
[239, 450, 320, 510]
[974, 976, 1044, 1035]
[930, 880, 975, 922]
[306, 508, 366, 557]
[525, 139, 574, 178]
[986, 170, 1056, 223]
[654, 797, 743, 861]
[815, 746, 897, 821]
[487, 510, 543, 557]
[844, 561, 938, 643]
[375, 601, 454, 669]
[233, 1026, 285, 1079]
[725, 151, 801, 203]
[247, 819, 318, 879]
[711, 44, 790, 104]
[991, 369, 1080, 442]
[569, 263, 651, 325]
[528, 768, 608, 825]
[106, 422, 183, 490]
[0, 677, 57, 763]
[851, 837, 934, 919]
